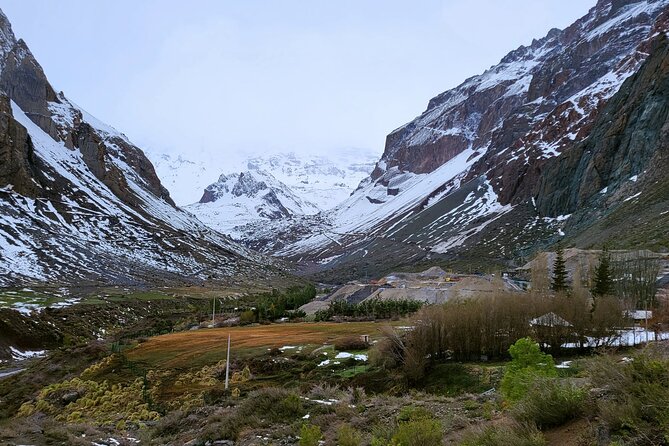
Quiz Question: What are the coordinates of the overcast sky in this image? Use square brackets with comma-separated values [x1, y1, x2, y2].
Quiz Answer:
[1, 1, 594, 164]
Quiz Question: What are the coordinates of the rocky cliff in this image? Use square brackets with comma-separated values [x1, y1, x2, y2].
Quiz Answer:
[265, 0, 669, 282]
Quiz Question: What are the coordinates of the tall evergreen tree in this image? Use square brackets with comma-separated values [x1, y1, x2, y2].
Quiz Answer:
[551, 246, 568, 292]
[592, 246, 613, 297]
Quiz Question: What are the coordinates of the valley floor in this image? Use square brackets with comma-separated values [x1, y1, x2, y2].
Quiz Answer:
[1, 282, 668, 446]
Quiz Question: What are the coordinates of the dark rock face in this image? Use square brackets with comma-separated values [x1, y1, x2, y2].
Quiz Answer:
[72, 122, 175, 208]
[0, 94, 40, 197]
[0, 39, 60, 141]
[536, 34, 669, 217]
[371, 0, 669, 205]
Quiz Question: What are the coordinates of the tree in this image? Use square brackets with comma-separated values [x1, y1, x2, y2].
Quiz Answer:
[612, 251, 660, 309]
[592, 247, 613, 297]
[501, 337, 557, 402]
[551, 246, 568, 292]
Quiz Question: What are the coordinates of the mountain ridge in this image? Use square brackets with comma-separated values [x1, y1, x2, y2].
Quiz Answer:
[247, 0, 669, 282]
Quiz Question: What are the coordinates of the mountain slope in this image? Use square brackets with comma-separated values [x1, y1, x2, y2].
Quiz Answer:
[243, 151, 379, 211]
[0, 9, 283, 287]
[266, 0, 669, 281]
[144, 153, 218, 206]
[180, 151, 377, 241]
[145, 150, 378, 208]
[186, 169, 320, 236]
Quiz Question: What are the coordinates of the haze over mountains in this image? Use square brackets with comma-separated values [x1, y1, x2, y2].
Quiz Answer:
[0, 0, 668, 287]
[220, 0, 669, 281]
[0, 9, 284, 287]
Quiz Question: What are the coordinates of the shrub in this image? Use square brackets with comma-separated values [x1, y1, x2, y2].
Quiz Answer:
[461, 423, 546, 446]
[500, 338, 557, 402]
[299, 424, 322, 446]
[511, 378, 586, 428]
[396, 405, 433, 423]
[337, 423, 363, 446]
[237, 387, 304, 423]
[239, 310, 256, 324]
[588, 349, 669, 444]
[334, 336, 370, 351]
[309, 383, 341, 400]
[197, 411, 247, 441]
[391, 418, 443, 446]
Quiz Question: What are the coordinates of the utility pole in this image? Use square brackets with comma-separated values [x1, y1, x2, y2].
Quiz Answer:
[211, 296, 216, 326]
[225, 333, 231, 390]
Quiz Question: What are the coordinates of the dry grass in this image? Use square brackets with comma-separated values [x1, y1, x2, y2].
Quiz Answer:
[126, 322, 395, 369]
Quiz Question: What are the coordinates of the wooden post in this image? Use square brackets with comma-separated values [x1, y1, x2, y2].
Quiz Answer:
[212, 297, 216, 326]
[225, 333, 231, 390]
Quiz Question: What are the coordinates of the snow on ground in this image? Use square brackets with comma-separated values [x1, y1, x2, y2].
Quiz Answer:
[563, 328, 669, 348]
[10, 347, 46, 360]
[280, 148, 485, 256]
[335, 352, 368, 361]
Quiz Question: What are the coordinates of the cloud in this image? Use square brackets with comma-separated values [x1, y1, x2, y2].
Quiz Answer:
[2, 0, 594, 166]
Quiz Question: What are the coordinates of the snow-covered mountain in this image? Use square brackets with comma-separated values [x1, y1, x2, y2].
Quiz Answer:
[186, 169, 321, 236]
[0, 8, 285, 287]
[242, 151, 379, 211]
[143, 153, 219, 206]
[159, 150, 378, 240]
[240, 0, 669, 282]
[145, 149, 379, 208]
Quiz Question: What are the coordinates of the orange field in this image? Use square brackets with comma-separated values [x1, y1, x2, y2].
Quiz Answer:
[126, 321, 398, 369]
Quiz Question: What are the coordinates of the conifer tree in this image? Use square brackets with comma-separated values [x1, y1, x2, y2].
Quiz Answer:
[592, 246, 613, 297]
[551, 246, 568, 292]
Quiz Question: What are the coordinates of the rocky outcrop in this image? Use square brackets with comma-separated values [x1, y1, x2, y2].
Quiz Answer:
[0, 36, 60, 142]
[0, 94, 41, 197]
[536, 34, 669, 216]
[371, 0, 669, 207]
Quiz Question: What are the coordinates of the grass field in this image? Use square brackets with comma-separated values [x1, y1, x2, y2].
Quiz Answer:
[126, 321, 401, 369]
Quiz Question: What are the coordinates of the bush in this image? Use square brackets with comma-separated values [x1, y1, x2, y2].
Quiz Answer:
[396, 405, 433, 423]
[237, 387, 304, 423]
[500, 338, 557, 402]
[239, 310, 256, 324]
[511, 378, 586, 428]
[461, 423, 546, 446]
[197, 411, 247, 442]
[299, 424, 322, 446]
[334, 336, 370, 351]
[588, 349, 669, 444]
[337, 423, 363, 446]
[391, 418, 443, 446]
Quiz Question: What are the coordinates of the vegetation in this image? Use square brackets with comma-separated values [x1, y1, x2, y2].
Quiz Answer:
[592, 246, 613, 297]
[314, 298, 422, 321]
[551, 246, 568, 292]
[337, 423, 363, 446]
[370, 288, 625, 384]
[500, 338, 557, 402]
[612, 250, 661, 308]
[243, 284, 316, 322]
[588, 347, 669, 444]
[299, 424, 322, 446]
[461, 423, 546, 446]
[511, 378, 586, 428]
[3, 254, 669, 446]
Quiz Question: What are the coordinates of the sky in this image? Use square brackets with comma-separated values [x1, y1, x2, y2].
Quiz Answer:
[1, 1, 595, 165]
